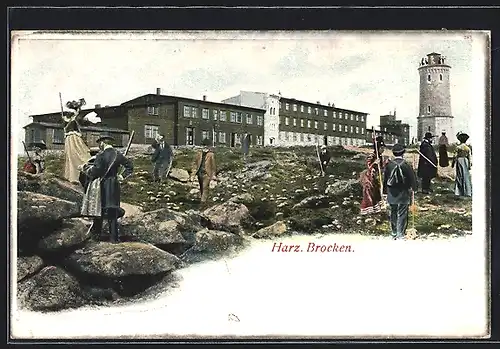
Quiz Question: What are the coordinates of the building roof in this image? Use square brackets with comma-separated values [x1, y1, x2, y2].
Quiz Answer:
[23, 122, 130, 133]
[279, 96, 368, 115]
[29, 105, 123, 119]
[427, 52, 441, 56]
[121, 94, 266, 112]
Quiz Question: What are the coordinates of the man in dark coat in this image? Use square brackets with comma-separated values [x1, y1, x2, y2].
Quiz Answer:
[241, 133, 251, 162]
[151, 134, 173, 183]
[319, 145, 331, 175]
[417, 132, 438, 194]
[82, 134, 133, 243]
[383, 144, 418, 240]
[438, 131, 450, 167]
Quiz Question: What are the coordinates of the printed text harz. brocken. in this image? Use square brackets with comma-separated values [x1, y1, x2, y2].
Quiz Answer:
[271, 242, 354, 253]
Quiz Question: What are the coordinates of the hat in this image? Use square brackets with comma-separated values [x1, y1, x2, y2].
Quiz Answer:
[424, 132, 433, 140]
[373, 136, 386, 151]
[96, 133, 115, 144]
[456, 132, 469, 143]
[29, 140, 46, 150]
[392, 144, 406, 156]
[441, 131, 446, 134]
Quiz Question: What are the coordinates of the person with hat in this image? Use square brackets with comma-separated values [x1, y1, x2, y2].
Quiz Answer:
[151, 134, 174, 183]
[359, 136, 388, 215]
[451, 132, 472, 197]
[79, 133, 134, 243]
[30, 140, 47, 174]
[438, 131, 450, 167]
[62, 98, 91, 184]
[382, 144, 418, 240]
[319, 145, 331, 175]
[190, 138, 217, 206]
[417, 132, 438, 194]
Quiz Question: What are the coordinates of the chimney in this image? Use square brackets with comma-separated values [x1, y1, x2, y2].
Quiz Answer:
[95, 104, 101, 109]
[156, 88, 161, 95]
[203, 95, 207, 101]
[327, 102, 331, 106]
[317, 101, 320, 104]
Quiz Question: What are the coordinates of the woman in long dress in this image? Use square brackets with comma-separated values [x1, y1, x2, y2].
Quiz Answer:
[62, 98, 91, 183]
[359, 137, 388, 215]
[451, 132, 472, 197]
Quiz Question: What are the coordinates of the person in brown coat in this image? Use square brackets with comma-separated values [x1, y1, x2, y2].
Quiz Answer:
[190, 138, 217, 204]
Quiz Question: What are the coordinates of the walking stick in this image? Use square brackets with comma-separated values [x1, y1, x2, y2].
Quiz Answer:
[416, 149, 455, 181]
[372, 129, 385, 208]
[315, 141, 325, 177]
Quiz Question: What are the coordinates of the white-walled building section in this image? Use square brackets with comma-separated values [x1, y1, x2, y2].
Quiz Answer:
[222, 91, 368, 147]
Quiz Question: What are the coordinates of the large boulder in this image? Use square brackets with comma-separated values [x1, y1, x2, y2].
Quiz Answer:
[17, 255, 44, 282]
[37, 218, 92, 253]
[193, 228, 243, 253]
[17, 171, 84, 207]
[229, 193, 255, 204]
[65, 242, 181, 279]
[325, 179, 362, 197]
[17, 266, 85, 311]
[168, 168, 190, 183]
[293, 195, 330, 209]
[252, 221, 288, 239]
[201, 201, 254, 234]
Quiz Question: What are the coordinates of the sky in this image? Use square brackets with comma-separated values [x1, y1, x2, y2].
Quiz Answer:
[11, 30, 489, 154]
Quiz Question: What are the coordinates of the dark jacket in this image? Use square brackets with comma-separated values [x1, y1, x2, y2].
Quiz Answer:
[85, 147, 133, 210]
[319, 149, 331, 167]
[383, 157, 417, 205]
[151, 141, 173, 164]
[417, 139, 438, 179]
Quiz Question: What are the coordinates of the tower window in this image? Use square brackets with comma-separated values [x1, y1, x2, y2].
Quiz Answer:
[428, 126, 431, 131]
[427, 74, 431, 82]
[427, 106, 431, 113]
[439, 74, 443, 81]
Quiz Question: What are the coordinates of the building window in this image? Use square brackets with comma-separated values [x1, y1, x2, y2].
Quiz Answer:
[201, 130, 210, 141]
[230, 112, 236, 122]
[404, 127, 407, 132]
[285, 117, 289, 126]
[314, 121, 318, 129]
[236, 112, 242, 123]
[440, 74, 443, 81]
[300, 105, 305, 112]
[293, 104, 297, 111]
[293, 118, 297, 126]
[356, 126, 359, 134]
[324, 109, 328, 116]
[344, 125, 348, 132]
[257, 135, 263, 145]
[307, 134, 312, 142]
[213, 110, 219, 120]
[219, 132, 226, 143]
[315, 108, 319, 115]
[147, 106, 159, 115]
[339, 112, 343, 119]
[384, 127, 387, 132]
[301, 119, 304, 127]
[350, 125, 354, 133]
[219, 110, 227, 121]
[285, 103, 290, 110]
[246, 113, 253, 124]
[350, 114, 354, 121]
[333, 124, 336, 131]
[427, 74, 431, 82]
[307, 120, 311, 128]
[191, 107, 197, 118]
[183, 106, 191, 117]
[361, 127, 364, 134]
[202, 108, 209, 119]
[52, 129, 64, 143]
[361, 115, 364, 122]
[257, 115, 263, 126]
[356, 115, 359, 122]
[293, 132, 297, 141]
[427, 105, 431, 114]
[144, 125, 159, 139]
[333, 111, 337, 118]
[323, 122, 328, 130]
[308, 106, 312, 114]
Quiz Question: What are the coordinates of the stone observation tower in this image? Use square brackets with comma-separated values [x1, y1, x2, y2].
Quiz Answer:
[417, 52, 454, 141]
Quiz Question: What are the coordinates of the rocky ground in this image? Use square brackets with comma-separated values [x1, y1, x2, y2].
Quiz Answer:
[15, 145, 472, 312]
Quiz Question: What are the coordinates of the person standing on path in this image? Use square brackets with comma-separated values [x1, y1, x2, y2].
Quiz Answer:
[383, 144, 418, 240]
[417, 132, 438, 194]
[241, 133, 251, 163]
[151, 134, 174, 183]
[190, 138, 217, 206]
[438, 131, 450, 167]
[451, 132, 472, 197]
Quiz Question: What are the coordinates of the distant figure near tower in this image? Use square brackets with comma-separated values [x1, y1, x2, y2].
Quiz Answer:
[417, 52, 454, 141]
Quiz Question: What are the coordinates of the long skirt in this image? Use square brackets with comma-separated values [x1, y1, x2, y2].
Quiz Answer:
[64, 134, 91, 183]
[81, 178, 102, 217]
[360, 173, 383, 215]
[438, 145, 449, 167]
[455, 157, 472, 197]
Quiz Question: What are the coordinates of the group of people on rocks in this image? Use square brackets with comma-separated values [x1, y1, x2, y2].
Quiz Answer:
[358, 131, 472, 240]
